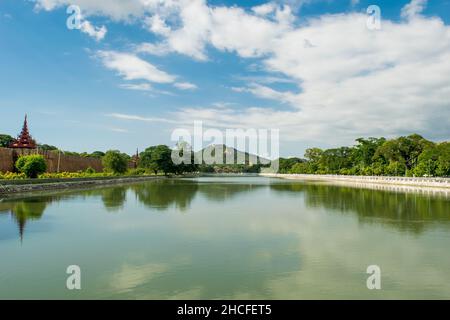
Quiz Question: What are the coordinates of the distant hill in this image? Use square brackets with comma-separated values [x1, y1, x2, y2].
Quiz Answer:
[195, 144, 271, 166]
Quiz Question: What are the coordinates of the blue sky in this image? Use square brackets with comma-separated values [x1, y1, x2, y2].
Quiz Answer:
[0, 0, 449, 156]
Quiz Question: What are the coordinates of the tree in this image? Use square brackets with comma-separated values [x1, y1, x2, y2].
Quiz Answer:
[374, 134, 434, 172]
[304, 148, 323, 163]
[102, 150, 128, 174]
[15, 155, 47, 179]
[139, 145, 176, 175]
[0, 134, 14, 148]
[436, 142, 450, 177]
[171, 141, 198, 174]
[352, 137, 386, 169]
[318, 147, 353, 174]
[38, 144, 58, 151]
[385, 161, 406, 176]
[413, 145, 439, 176]
[90, 151, 106, 158]
[278, 157, 304, 173]
[290, 162, 311, 174]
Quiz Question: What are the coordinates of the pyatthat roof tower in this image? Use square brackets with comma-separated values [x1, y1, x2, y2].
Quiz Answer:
[9, 115, 37, 149]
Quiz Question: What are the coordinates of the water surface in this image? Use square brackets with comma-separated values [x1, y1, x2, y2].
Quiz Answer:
[1, 177, 449, 299]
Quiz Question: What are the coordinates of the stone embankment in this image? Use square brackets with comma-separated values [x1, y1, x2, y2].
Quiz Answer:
[260, 174, 450, 189]
[0, 176, 162, 196]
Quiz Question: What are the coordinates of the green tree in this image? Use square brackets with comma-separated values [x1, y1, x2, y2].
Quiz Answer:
[102, 150, 129, 174]
[171, 142, 198, 174]
[413, 145, 439, 176]
[304, 148, 323, 173]
[305, 148, 323, 163]
[352, 137, 386, 172]
[385, 161, 406, 176]
[290, 162, 311, 174]
[140, 145, 175, 175]
[90, 151, 106, 158]
[15, 155, 47, 178]
[436, 142, 450, 177]
[0, 134, 14, 148]
[374, 134, 434, 172]
[318, 147, 353, 174]
[278, 157, 304, 173]
[38, 144, 58, 151]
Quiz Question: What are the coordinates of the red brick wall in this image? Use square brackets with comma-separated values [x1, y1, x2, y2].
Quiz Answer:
[0, 148, 14, 172]
[0, 148, 104, 173]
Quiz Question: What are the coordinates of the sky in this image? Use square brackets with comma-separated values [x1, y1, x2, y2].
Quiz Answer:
[0, 0, 449, 157]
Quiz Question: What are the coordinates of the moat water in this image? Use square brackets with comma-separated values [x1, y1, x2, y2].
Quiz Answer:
[1, 177, 449, 299]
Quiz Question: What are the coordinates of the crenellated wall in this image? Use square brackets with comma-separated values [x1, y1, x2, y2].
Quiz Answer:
[0, 147, 104, 173]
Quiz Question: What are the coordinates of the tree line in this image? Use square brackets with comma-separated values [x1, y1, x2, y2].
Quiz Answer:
[3, 132, 449, 177]
[278, 134, 449, 177]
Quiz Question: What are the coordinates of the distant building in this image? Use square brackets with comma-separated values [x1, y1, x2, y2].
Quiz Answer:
[131, 149, 140, 168]
[9, 115, 37, 149]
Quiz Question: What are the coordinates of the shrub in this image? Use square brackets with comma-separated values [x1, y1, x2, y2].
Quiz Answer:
[0, 171, 27, 180]
[15, 155, 47, 178]
[85, 167, 96, 174]
[102, 150, 129, 174]
[38, 171, 113, 179]
[128, 168, 147, 176]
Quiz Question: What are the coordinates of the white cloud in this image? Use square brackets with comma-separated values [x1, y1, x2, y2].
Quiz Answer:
[80, 20, 107, 41]
[107, 113, 177, 124]
[252, 3, 277, 16]
[174, 82, 198, 90]
[232, 83, 297, 104]
[144, 14, 171, 36]
[33, 0, 450, 145]
[401, 0, 428, 19]
[33, 0, 175, 21]
[96, 50, 176, 84]
[159, 0, 449, 144]
[136, 42, 172, 56]
[118, 83, 152, 91]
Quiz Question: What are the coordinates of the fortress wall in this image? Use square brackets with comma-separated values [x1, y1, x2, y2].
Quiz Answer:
[0, 148, 14, 172]
[0, 148, 104, 173]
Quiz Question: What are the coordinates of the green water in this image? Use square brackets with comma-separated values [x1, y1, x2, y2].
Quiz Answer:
[0, 177, 449, 299]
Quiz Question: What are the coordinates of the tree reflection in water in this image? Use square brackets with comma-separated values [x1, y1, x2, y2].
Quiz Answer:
[269, 182, 450, 234]
[0, 197, 50, 241]
[131, 180, 199, 212]
[1, 178, 448, 240]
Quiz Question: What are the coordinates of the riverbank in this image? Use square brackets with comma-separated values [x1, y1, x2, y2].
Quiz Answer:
[261, 173, 450, 192]
[0, 175, 165, 196]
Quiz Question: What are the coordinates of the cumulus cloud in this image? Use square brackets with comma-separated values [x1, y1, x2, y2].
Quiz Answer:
[401, 0, 428, 19]
[135, 42, 172, 56]
[33, 0, 450, 145]
[144, 14, 171, 36]
[80, 20, 107, 41]
[252, 3, 277, 16]
[33, 0, 173, 21]
[174, 82, 198, 90]
[96, 50, 176, 84]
